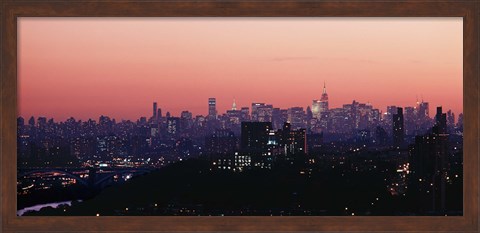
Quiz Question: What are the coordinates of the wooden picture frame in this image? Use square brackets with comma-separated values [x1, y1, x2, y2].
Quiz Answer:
[1, 1, 478, 232]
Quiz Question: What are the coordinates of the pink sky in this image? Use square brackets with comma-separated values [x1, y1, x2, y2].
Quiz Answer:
[18, 18, 463, 121]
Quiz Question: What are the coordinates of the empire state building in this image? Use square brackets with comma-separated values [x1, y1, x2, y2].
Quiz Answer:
[319, 82, 329, 113]
[312, 82, 329, 119]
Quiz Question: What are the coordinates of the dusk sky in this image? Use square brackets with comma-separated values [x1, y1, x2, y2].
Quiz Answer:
[18, 18, 463, 121]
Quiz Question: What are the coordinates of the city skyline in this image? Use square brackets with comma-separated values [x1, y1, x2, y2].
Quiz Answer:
[18, 96, 461, 124]
[18, 18, 462, 121]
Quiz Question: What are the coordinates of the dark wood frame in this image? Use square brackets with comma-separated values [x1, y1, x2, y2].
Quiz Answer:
[1, 0, 478, 232]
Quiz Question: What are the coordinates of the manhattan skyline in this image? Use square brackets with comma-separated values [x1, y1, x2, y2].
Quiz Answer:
[18, 18, 462, 121]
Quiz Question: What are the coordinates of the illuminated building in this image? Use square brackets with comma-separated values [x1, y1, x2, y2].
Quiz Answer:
[319, 82, 329, 114]
[208, 98, 217, 119]
[287, 107, 306, 130]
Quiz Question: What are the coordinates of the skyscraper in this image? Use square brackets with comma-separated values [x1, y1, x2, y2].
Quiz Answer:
[241, 122, 271, 153]
[319, 82, 329, 114]
[435, 106, 447, 134]
[153, 102, 157, 120]
[393, 107, 405, 147]
[208, 98, 217, 119]
[251, 103, 265, 122]
[312, 100, 321, 119]
[288, 107, 306, 129]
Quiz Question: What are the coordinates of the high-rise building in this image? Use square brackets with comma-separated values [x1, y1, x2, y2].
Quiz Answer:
[241, 122, 271, 152]
[417, 101, 430, 118]
[312, 100, 321, 119]
[319, 82, 329, 114]
[288, 107, 306, 129]
[240, 107, 250, 121]
[404, 106, 416, 135]
[435, 106, 447, 134]
[205, 129, 238, 157]
[208, 98, 217, 119]
[409, 109, 449, 213]
[279, 122, 307, 156]
[167, 117, 180, 135]
[393, 107, 405, 147]
[251, 103, 266, 122]
[257, 104, 273, 122]
[153, 102, 157, 119]
[446, 110, 455, 131]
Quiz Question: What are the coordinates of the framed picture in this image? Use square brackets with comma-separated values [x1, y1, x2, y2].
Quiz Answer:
[1, 1, 478, 232]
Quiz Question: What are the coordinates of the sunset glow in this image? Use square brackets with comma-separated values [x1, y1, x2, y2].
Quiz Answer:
[18, 17, 463, 121]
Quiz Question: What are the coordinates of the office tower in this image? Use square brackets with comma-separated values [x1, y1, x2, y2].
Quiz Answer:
[241, 122, 271, 152]
[271, 108, 283, 130]
[435, 106, 447, 134]
[240, 107, 250, 121]
[312, 100, 321, 119]
[280, 122, 307, 156]
[251, 103, 266, 121]
[319, 82, 329, 114]
[257, 104, 273, 122]
[385, 105, 397, 123]
[393, 107, 404, 147]
[417, 101, 430, 118]
[167, 117, 180, 135]
[446, 110, 455, 130]
[404, 106, 416, 135]
[287, 107, 306, 129]
[205, 129, 237, 156]
[180, 111, 193, 130]
[153, 102, 157, 119]
[208, 98, 217, 119]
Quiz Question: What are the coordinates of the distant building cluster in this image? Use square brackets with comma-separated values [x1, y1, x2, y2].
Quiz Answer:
[17, 82, 463, 215]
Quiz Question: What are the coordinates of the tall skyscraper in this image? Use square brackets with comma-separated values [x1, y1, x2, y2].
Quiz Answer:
[435, 106, 447, 134]
[393, 107, 405, 147]
[319, 82, 329, 114]
[153, 102, 157, 119]
[208, 98, 217, 119]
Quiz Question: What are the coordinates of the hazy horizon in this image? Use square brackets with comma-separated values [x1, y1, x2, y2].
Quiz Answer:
[18, 17, 463, 121]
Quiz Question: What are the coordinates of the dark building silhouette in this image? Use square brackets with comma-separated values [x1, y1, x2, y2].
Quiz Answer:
[241, 122, 271, 153]
[393, 107, 404, 147]
[153, 102, 157, 120]
[375, 126, 388, 146]
[306, 133, 323, 153]
[205, 129, 238, 157]
[279, 122, 307, 156]
[409, 106, 449, 214]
